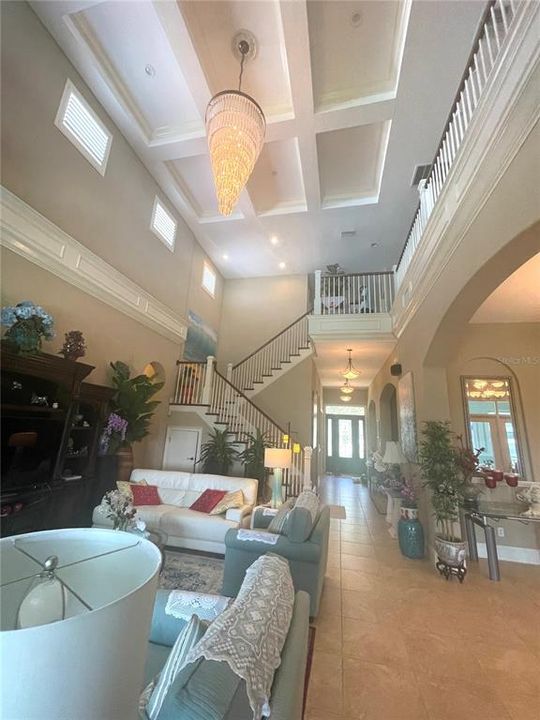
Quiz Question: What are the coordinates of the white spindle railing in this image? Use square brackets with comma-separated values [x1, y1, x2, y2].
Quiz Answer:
[172, 359, 306, 496]
[231, 312, 310, 392]
[313, 270, 395, 315]
[395, 0, 521, 289]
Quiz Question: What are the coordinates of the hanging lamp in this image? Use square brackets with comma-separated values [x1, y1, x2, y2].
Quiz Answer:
[205, 36, 266, 216]
[341, 349, 361, 380]
[340, 378, 354, 395]
[340, 395, 352, 402]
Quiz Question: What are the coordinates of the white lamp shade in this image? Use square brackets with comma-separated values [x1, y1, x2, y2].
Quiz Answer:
[0, 528, 161, 720]
[264, 447, 292, 469]
[382, 441, 408, 465]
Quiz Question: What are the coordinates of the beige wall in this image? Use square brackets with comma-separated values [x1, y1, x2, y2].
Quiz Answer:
[217, 274, 308, 368]
[323, 388, 368, 408]
[0, 1, 223, 329]
[1, 249, 179, 468]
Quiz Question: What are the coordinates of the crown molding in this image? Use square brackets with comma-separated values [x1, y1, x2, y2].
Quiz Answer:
[0, 187, 188, 343]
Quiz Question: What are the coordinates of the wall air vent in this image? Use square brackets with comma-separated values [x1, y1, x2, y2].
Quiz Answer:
[340, 230, 357, 240]
[410, 164, 431, 187]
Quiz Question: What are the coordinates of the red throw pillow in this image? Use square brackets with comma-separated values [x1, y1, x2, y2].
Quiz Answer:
[131, 484, 161, 506]
[190, 489, 228, 514]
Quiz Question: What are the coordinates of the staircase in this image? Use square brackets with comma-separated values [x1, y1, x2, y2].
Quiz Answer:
[229, 311, 312, 397]
[170, 312, 314, 496]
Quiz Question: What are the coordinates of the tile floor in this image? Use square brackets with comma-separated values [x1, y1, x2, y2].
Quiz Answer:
[304, 475, 540, 720]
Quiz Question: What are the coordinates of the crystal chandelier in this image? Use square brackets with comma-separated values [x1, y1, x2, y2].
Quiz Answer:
[340, 378, 354, 395]
[340, 395, 352, 402]
[205, 39, 266, 216]
[341, 349, 361, 380]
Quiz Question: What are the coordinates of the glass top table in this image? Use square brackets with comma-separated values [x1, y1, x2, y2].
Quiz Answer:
[462, 501, 540, 582]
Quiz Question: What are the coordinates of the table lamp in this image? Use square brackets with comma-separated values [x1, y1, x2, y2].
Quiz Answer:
[382, 441, 408, 465]
[0, 528, 161, 720]
[265, 447, 292, 508]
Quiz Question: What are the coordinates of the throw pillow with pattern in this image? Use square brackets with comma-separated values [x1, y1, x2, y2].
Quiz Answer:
[131, 484, 161, 506]
[190, 489, 228, 513]
[116, 478, 147, 500]
[209, 489, 244, 515]
[267, 498, 296, 535]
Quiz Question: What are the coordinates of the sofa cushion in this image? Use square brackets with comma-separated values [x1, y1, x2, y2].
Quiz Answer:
[210, 490, 244, 516]
[268, 498, 295, 535]
[146, 615, 207, 720]
[160, 508, 237, 543]
[190, 489, 228, 513]
[286, 490, 320, 543]
[132, 484, 161, 506]
[117, 478, 147, 500]
[157, 488, 186, 507]
[132, 505, 178, 529]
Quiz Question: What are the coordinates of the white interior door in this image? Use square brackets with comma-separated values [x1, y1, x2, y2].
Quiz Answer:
[162, 427, 201, 472]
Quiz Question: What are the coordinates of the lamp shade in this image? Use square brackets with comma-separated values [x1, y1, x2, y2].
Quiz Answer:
[0, 528, 161, 720]
[382, 441, 408, 465]
[264, 447, 291, 469]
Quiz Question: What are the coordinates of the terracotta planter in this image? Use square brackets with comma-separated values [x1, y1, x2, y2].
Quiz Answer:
[116, 446, 134, 484]
[434, 536, 466, 568]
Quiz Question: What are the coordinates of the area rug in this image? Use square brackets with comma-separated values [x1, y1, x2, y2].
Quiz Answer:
[328, 504, 346, 519]
[160, 549, 224, 594]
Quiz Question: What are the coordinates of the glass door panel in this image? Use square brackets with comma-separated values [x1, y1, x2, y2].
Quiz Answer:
[470, 421, 496, 467]
[338, 419, 353, 458]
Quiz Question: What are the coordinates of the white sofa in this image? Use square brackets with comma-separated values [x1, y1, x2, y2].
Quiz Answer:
[92, 469, 258, 555]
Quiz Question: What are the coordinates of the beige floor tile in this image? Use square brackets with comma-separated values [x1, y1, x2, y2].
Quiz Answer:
[403, 627, 486, 683]
[341, 568, 385, 592]
[305, 651, 343, 715]
[342, 617, 410, 668]
[313, 614, 343, 654]
[420, 676, 511, 720]
[340, 542, 376, 559]
[341, 588, 380, 623]
[343, 657, 428, 720]
[341, 554, 381, 574]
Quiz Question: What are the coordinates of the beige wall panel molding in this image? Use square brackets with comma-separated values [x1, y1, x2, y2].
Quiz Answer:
[0, 186, 188, 343]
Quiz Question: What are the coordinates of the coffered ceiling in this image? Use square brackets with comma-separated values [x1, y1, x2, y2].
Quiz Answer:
[32, 0, 484, 279]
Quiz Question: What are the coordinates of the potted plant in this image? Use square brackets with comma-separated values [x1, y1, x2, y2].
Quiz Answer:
[398, 477, 424, 559]
[239, 429, 272, 500]
[1, 301, 54, 354]
[199, 428, 239, 476]
[108, 361, 164, 482]
[419, 420, 467, 568]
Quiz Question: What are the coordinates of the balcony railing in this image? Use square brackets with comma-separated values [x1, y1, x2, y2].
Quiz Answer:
[395, 0, 522, 289]
[313, 270, 395, 315]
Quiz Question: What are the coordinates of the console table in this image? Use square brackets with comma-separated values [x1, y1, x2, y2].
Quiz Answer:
[463, 501, 540, 581]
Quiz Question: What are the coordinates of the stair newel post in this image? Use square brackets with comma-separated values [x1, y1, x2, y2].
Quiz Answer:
[226, 362, 233, 382]
[202, 355, 215, 406]
[314, 271, 322, 315]
[303, 446, 313, 491]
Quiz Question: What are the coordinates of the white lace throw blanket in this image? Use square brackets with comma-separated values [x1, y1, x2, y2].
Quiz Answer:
[237, 529, 279, 545]
[183, 554, 294, 720]
[165, 591, 231, 621]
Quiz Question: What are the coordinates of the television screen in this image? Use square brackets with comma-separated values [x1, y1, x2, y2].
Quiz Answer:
[1, 415, 65, 490]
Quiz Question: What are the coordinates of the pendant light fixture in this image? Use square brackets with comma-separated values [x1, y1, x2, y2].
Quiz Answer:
[340, 395, 352, 402]
[340, 378, 354, 395]
[341, 348, 361, 380]
[205, 35, 266, 216]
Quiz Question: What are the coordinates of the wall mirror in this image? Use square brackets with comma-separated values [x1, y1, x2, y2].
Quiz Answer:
[461, 376, 524, 477]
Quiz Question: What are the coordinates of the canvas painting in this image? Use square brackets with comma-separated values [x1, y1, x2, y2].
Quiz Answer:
[183, 311, 218, 362]
[398, 371, 417, 462]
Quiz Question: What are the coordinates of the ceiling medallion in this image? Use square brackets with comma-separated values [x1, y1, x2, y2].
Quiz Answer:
[205, 35, 266, 216]
[341, 349, 361, 380]
[340, 378, 354, 395]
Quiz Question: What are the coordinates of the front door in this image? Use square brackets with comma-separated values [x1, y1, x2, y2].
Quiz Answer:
[326, 415, 366, 476]
[163, 427, 201, 472]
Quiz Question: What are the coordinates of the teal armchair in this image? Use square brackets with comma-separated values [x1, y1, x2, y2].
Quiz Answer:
[222, 505, 330, 616]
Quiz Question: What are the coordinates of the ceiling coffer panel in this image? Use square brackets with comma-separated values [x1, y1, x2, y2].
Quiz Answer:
[247, 138, 307, 215]
[179, 0, 293, 119]
[308, 0, 411, 111]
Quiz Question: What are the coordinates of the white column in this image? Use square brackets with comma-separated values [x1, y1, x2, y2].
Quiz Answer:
[303, 446, 313, 490]
[226, 362, 233, 382]
[202, 355, 214, 405]
[314, 271, 322, 315]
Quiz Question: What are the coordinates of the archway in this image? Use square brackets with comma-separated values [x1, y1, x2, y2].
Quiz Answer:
[367, 400, 377, 454]
[379, 383, 398, 451]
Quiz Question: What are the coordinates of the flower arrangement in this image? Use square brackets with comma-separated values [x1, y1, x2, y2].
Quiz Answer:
[1, 301, 54, 354]
[400, 477, 417, 508]
[99, 412, 129, 455]
[102, 489, 137, 531]
[454, 435, 484, 482]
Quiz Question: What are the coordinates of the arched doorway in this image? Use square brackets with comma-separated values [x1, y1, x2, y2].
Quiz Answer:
[367, 400, 377, 454]
[379, 383, 398, 453]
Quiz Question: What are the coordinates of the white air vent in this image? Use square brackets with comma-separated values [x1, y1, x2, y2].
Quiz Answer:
[411, 164, 431, 187]
[55, 80, 112, 175]
[340, 230, 357, 239]
[151, 198, 177, 250]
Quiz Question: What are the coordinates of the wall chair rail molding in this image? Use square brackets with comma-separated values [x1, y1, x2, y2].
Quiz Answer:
[0, 187, 187, 343]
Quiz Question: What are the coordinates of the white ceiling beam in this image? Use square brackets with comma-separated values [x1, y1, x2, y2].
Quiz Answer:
[279, 0, 321, 212]
[315, 99, 395, 134]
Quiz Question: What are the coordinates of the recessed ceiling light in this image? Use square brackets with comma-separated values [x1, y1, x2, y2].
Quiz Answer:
[371, 242, 379, 248]
[145, 64, 156, 77]
[270, 235, 279, 246]
[279, 261, 286, 270]
[222, 253, 229, 260]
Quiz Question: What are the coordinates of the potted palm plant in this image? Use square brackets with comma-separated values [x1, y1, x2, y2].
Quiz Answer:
[199, 428, 239, 476]
[419, 420, 467, 568]
[239, 429, 272, 501]
[108, 361, 164, 482]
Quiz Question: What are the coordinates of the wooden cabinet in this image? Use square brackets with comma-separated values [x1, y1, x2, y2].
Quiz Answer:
[1, 350, 114, 535]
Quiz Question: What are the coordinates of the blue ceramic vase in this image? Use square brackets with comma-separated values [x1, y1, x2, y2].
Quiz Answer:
[398, 506, 425, 559]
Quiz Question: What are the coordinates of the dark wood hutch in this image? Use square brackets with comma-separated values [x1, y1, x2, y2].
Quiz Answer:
[1, 349, 114, 536]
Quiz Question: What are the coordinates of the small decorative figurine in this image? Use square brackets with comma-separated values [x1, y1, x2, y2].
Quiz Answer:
[59, 330, 86, 361]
